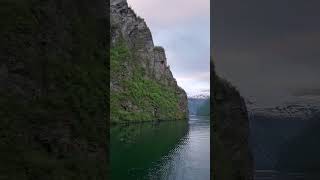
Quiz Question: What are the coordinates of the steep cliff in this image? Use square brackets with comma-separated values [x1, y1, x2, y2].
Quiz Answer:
[110, 0, 188, 123]
[212, 61, 253, 180]
[0, 0, 107, 179]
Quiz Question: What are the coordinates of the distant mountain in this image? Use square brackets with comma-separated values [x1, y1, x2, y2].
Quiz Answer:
[188, 94, 210, 115]
[188, 97, 207, 115]
[196, 98, 210, 116]
[189, 94, 210, 99]
[247, 98, 320, 120]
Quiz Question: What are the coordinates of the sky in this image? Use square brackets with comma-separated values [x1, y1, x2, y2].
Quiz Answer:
[127, 0, 210, 97]
[213, 0, 320, 107]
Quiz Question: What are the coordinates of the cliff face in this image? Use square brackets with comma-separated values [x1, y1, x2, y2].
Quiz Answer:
[212, 61, 253, 180]
[0, 0, 107, 179]
[110, 0, 188, 123]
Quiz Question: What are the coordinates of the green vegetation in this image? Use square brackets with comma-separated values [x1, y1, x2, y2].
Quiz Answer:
[111, 121, 188, 179]
[111, 42, 184, 123]
[110, 40, 130, 75]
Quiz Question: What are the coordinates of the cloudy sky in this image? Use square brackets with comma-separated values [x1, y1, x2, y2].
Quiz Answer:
[127, 0, 210, 97]
[213, 0, 320, 107]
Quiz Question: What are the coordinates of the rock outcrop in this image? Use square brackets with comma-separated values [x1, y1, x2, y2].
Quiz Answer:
[0, 0, 107, 179]
[212, 61, 254, 180]
[110, 0, 188, 123]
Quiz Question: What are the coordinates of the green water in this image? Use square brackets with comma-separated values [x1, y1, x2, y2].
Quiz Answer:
[110, 115, 210, 180]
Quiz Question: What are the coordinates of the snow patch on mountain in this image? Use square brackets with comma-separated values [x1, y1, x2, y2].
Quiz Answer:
[188, 93, 210, 99]
[246, 96, 320, 120]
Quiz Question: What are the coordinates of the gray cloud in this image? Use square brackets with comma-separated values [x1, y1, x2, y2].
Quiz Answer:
[128, 0, 209, 28]
[213, 0, 320, 106]
[128, 0, 210, 96]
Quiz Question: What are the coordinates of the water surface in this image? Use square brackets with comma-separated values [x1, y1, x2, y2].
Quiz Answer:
[111, 115, 210, 180]
[250, 111, 320, 179]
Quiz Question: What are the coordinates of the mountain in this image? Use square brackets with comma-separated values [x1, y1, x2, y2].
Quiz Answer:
[197, 98, 210, 116]
[189, 94, 210, 99]
[110, 0, 188, 123]
[188, 94, 209, 115]
[212, 61, 253, 180]
[247, 98, 320, 120]
[188, 93, 210, 115]
[0, 0, 107, 179]
[188, 97, 210, 116]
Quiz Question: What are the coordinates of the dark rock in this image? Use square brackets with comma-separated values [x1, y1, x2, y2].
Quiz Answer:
[110, 0, 188, 123]
[0, 0, 108, 179]
[212, 61, 254, 180]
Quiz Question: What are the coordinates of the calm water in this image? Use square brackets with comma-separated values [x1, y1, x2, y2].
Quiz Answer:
[111, 115, 210, 180]
[250, 111, 320, 180]
[254, 170, 320, 180]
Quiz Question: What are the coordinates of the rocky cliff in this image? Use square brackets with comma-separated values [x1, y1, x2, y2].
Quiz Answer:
[212, 60, 253, 180]
[110, 0, 188, 123]
[0, 0, 107, 179]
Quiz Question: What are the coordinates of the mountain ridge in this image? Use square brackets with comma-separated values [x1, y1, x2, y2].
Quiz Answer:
[212, 61, 253, 180]
[247, 98, 320, 120]
[188, 93, 210, 99]
[110, 0, 188, 123]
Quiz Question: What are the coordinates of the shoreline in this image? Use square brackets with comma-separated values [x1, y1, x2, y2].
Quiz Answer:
[110, 115, 210, 127]
[110, 118, 189, 127]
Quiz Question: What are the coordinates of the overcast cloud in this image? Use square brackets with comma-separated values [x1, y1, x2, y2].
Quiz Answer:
[213, 0, 320, 106]
[128, 0, 210, 96]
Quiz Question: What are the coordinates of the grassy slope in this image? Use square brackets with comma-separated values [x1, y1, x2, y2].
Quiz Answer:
[110, 42, 185, 123]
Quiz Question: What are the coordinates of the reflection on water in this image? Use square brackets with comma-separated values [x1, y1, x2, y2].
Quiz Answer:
[111, 115, 210, 180]
[254, 170, 320, 180]
[250, 113, 320, 180]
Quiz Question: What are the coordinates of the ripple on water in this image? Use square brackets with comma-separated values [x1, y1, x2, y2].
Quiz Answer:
[146, 116, 210, 180]
[111, 116, 210, 180]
